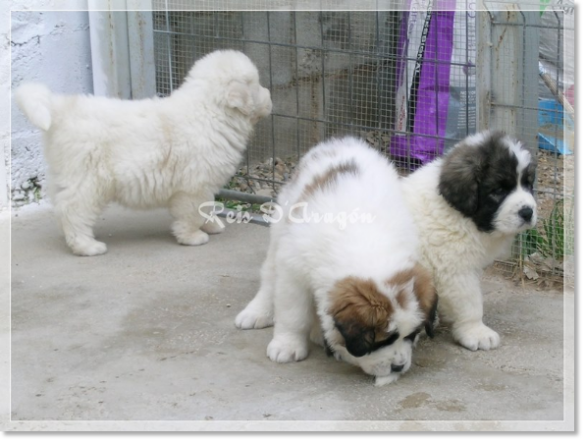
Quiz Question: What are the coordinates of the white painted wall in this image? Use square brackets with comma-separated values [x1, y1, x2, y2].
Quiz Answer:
[10, 6, 93, 206]
[0, 7, 10, 209]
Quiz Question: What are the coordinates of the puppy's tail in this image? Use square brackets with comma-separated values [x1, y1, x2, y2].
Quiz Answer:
[14, 82, 54, 131]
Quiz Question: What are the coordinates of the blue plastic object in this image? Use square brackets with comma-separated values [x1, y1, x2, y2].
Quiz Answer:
[538, 99, 573, 155]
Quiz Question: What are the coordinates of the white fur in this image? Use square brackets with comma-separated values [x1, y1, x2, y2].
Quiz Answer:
[493, 183, 537, 234]
[490, 134, 537, 236]
[15, 83, 53, 130]
[507, 138, 532, 174]
[401, 137, 537, 351]
[15, 50, 272, 256]
[463, 130, 490, 147]
[236, 137, 424, 384]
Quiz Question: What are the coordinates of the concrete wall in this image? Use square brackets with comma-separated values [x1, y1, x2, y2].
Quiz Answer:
[10, 7, 92, 206]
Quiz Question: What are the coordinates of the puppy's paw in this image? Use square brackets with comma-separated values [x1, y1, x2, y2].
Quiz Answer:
[267, 337, 309, 363]
[235, 307, 273, 329]
[176, 230, 209, 246]
[70, 240, 108, 257]
[201, 222, 225, 235]
[375, 373, 401, 387]
[453, 322, 500, 351]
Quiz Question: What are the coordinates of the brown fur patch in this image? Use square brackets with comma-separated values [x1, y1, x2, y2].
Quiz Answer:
[386, 263, 437, 332]
[387, 267, 417, 309]
[300, 160, 359, 201]
[328, 277, 393, 349]
[410, 263, 436, 318]
[396, 288, 409, 310]
[386, 263, 436, 315]
[289, 148, 339, 186]
[288, 160, 360, 222]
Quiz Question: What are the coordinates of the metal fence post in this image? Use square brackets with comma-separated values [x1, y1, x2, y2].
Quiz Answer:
[475, 9, 491, 131]
[476, 2, 539, 145]
[88, 1, 132, 98]
[127, 5, 157, 99]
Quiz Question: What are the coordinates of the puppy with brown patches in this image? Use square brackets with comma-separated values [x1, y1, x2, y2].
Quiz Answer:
[235, 137, 437, 385]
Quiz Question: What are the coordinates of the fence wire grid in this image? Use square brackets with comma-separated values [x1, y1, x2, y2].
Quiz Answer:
[151, 6, 574, 285]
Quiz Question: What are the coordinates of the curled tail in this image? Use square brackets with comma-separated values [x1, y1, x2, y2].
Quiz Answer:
[15, 82, 53, 131]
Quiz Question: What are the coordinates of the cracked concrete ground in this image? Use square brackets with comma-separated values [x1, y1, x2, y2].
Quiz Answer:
[1, 202, 574, 431]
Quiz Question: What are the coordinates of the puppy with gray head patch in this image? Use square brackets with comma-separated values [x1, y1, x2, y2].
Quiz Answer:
[235, 137, 437, 386]
[401, 130, 537, 351]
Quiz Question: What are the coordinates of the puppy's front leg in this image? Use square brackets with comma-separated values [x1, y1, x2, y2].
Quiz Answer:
[169, 191, 214, 246]
[235, 235, 277, 329]
[438, 273, 500, 351]
[267, 272, 312, 363]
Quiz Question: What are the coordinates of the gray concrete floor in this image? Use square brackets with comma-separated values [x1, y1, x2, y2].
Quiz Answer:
[2, 202, 574, 431]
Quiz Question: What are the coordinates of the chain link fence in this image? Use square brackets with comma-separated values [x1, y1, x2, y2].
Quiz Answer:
[151, 4, 574, 286]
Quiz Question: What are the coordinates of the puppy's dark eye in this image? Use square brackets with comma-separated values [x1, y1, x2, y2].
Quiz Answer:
[380, 332, 400, 347]
[368, 331, 400, 353]
[404, 329, 421, 342]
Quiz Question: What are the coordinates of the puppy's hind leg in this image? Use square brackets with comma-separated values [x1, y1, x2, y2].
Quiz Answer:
[198, 191, 225, 235]
[235, 236, 278, 330]
[169, 191, 213, 246]
[54, 187, 108, 256]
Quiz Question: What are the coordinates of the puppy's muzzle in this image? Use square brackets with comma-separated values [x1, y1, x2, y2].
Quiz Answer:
[518, 206, 534, 223]
[391, 363, 405, 373]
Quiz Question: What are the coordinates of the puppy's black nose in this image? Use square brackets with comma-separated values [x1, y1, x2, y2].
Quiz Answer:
[518, 206, 534, 222]
[391, 364, 405, 373]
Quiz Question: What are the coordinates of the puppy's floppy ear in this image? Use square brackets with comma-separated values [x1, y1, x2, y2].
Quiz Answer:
[439, 142, 483, 217]
[225, 80, 254, 115]
[423, 291, 438, 338]
[411, 264, 438, 338]
[388, 264, 437, 338]
[329, 278, 392, 357]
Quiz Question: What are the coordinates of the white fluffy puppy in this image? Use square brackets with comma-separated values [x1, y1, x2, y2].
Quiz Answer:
[401, 131, 537, 351]
[236, 137, 437, 386]
[15, 50, 272, 256]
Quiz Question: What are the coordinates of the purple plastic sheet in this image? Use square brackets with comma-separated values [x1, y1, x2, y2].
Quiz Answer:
[390, 2, 456, 166]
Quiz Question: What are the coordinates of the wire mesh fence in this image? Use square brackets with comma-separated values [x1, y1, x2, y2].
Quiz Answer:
[151, 5, 574, 285]
[481, 6, 575, 286]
